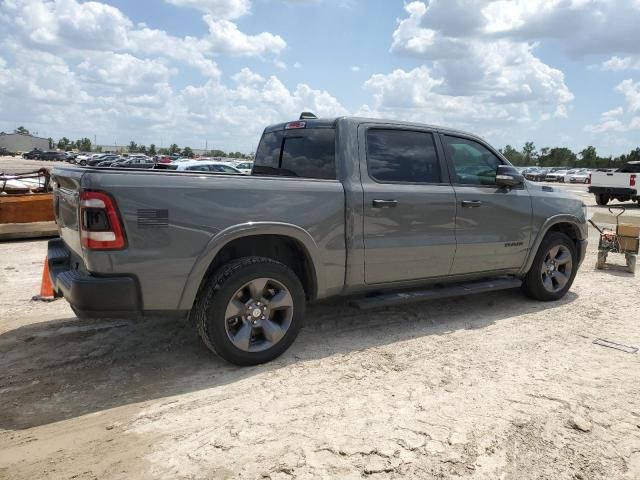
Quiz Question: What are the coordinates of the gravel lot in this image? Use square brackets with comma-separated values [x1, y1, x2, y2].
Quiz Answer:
[1, 169, 639, 479]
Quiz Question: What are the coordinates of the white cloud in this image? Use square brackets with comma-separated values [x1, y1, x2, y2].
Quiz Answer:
[1, 0, 285, 78]
[602, 56, 640, 72]
[201, 16, 286, 57]
[164, 0, 251, 19]
[351, 66, 360, 72]
[384, 2, 573, 131]
[585, 80, 640, 133]
[616, 79, 640, 113]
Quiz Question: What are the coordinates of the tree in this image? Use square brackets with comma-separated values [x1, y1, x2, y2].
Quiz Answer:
[128, 141, 138, 153]
[500, 145, 524, 165]
[14, 126, 30, 135]
[169, 143, 180, 155]
[149, 144, 157, 156]
[75, 138, 92, 152]
[182, 146, 193, 158]
[539, 147, 577, 167]
[579, 146, 597, 165]
[158, 147, 170, 155]
[57, 137, 71, 150]
[522, 142, 537, 165]
[138, 145, 147, 153]
[48, 137, 54, 149]
[209, 149, 226, 157]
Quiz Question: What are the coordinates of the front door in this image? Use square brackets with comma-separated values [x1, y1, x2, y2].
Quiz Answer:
[361, 126, 457, 284]
[441, 134, 533, 275]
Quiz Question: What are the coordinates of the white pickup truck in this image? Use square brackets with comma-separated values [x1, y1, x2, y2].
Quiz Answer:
[589, 161, 640, 206]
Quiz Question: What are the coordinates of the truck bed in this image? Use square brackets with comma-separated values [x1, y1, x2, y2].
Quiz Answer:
[51, 166, 347, 313]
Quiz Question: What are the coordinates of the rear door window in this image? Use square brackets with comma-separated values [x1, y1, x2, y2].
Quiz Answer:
[254, 128, 336, 179]
[366, 129, 442, 183]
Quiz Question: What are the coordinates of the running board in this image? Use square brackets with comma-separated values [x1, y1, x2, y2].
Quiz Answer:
[351, 277, 522, 310]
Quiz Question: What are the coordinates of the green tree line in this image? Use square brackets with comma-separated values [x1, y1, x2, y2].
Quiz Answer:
[500, 142, 640, 169]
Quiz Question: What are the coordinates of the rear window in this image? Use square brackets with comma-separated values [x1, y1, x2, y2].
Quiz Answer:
[620, 163, 640, 173]
[254, 128, 336, 179]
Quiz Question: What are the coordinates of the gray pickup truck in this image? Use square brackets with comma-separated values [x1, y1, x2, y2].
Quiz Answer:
[49, 115, 588, 365]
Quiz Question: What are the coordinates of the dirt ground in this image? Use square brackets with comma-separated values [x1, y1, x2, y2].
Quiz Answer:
[0, 155, 68, 175]
[1, 185, 639, 479]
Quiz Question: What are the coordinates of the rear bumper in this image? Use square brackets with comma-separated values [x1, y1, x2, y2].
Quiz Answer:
[48, 238, 141, 318]
[588, 186, 637, 196]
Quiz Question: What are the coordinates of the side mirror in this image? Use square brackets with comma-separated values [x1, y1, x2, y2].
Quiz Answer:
[496, 165, 524, 187]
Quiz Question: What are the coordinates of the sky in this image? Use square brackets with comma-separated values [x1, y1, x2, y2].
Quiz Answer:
[1, 0, 640, 156]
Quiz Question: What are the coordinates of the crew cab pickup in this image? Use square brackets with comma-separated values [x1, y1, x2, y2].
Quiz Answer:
[589, 161, 640, 205]
[49, 116, 588, 365]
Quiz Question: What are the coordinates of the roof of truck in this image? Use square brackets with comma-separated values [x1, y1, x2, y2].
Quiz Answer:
[263, 116, 484, 141]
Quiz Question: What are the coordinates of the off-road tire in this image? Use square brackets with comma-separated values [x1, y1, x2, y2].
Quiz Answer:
[192, 256, 306, 366]
[595, 194, 609, 206]
[522, 232, 578, 301]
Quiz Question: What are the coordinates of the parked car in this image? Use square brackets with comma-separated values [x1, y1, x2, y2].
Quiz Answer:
[545, 170, 569, 182]
[39, 151, 67, 161]
[0, 147, 16, 157]
[88, 154, 119, 166]
[74, 154, 91, 166]
[525, 168, 549, 181]
[23, 148, 44, 159]
[233, 161, 254, 174]
[112, 158, 156, 169]
[568, 169, 590, 184]
[589, 161, 640, 205]
[153, 155, 173, 164]
[49, 114, 588, 365]
[166, 161, 243, 174]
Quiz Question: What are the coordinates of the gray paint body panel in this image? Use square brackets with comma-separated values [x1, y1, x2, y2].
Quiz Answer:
[51, 117, 587, 314]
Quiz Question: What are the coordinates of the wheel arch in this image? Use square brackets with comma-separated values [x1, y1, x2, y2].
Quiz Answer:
[178, 223, 323, 311]
[520, 215, 586, 276]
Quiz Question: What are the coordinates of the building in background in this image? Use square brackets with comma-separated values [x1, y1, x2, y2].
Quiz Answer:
[0, 133, 49, 153]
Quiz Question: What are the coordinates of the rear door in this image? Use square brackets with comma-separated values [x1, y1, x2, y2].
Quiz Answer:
[441, 134, 533, 275]
[360, 125, 457, 284]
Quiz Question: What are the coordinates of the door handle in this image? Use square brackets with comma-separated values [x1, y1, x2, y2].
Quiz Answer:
[461, 200, 482, 208]
[372, 199, 398, 208]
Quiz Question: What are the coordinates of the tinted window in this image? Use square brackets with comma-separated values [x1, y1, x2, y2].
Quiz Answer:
[443, 136, 503, 185]
[254, 129, 336, 179]
[187, 165, 210, 171]
[620, 163, 640, 173]
[366, 129, 441, 183]
[254, 131, 283, 170]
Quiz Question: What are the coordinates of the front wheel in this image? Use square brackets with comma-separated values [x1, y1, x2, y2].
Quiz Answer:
[192, 257, 306, 366]
[595, 194, 609, 206]
[522, 232, 577, 301]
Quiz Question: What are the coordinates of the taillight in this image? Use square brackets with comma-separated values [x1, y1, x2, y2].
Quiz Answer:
[587, 173, 591, 185]
[79, 191, 126, 250]
[631, 174, 636, 187]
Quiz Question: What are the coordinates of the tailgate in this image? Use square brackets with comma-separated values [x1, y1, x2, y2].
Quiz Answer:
[591, 172, 630, 188]
[51, 168, 84, 256]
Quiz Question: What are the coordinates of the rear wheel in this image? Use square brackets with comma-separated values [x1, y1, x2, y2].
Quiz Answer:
[192, 256, 305, 366]
[595, 194, 609, 206]
[523, 232, 577, 301]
